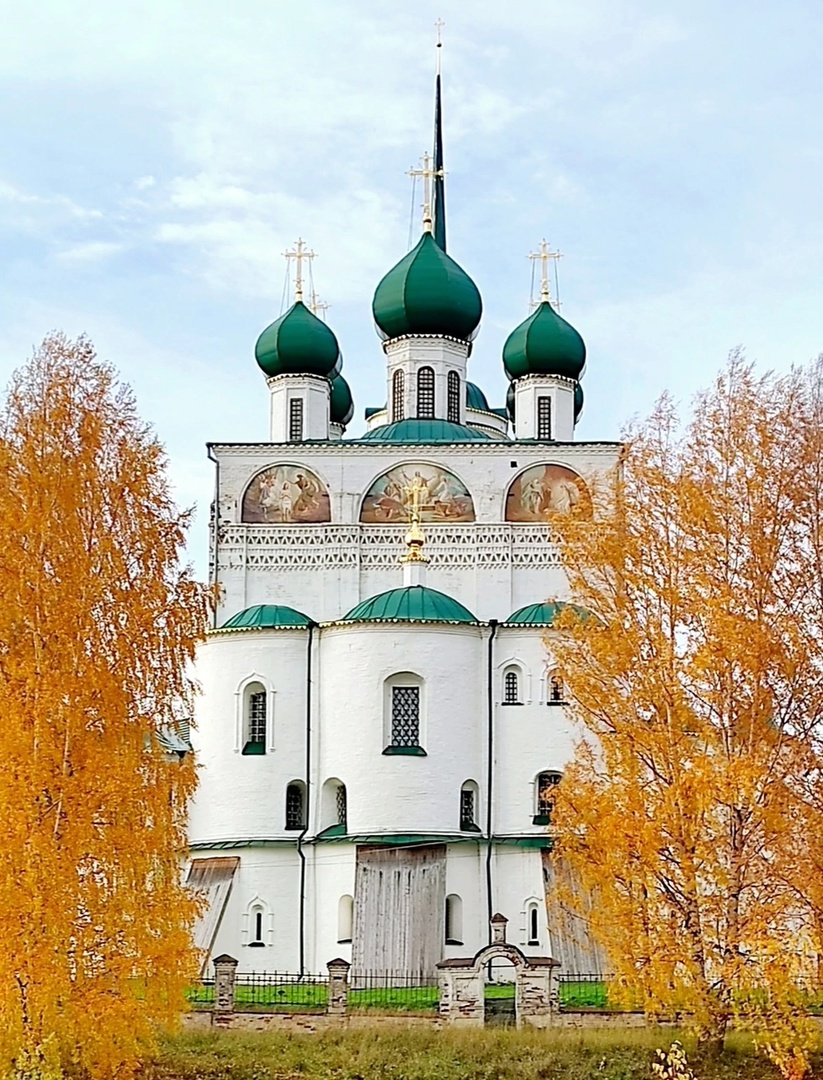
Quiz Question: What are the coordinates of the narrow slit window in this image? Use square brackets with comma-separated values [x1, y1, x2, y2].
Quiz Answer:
[549, 674, 565, 704]
[289, 398, 304, 441]
[417, 366, 435, 418]
[460, 786, 478, 831]
[285, 783, 305, 830]
[391, 686, 420, 747]
[255, 911, 263, 942]
[336, 784, 347, 829]
[535, 771, 562, 823]
[392, 369, 405, 422]
[537, 396, 551, 440]
[447, 371, 460, 423]
[528, 904, 539, 945]
[504, 670, 520, 705]
[242, 686, 267, 755]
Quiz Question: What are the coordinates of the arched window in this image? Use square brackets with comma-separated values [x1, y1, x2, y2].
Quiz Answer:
[548, 672, 565, 705]
[242, 681, 267, 755]
[503, 668, 522, 705]
[243, 896, 270, 947]
[417, 366, 435, 418]
[534, 771, 562, 825]
[338, 894, 354, 943]
[537, 395, 551, 440]
[460, 781, 480, 832]
[336, 784, 347, 829]
[285, 781, 306, 831]
[447, 371, 460, 423]
[320, 778, 347, 833]
[392, 369, 405, 422]
[445, 894, 463, 945]
[383, 673, 425, 755]
[526, 901, 540, 946]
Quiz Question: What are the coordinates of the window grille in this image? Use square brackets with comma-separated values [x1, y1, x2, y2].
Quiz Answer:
[289, 398, 304, 441]
[391, 686, 420, 747]
[285, 784, 305, 830]
[417, 366, 435, 418]
[336, 785, 347, 828]
[537, 772, 562, 820]
[392, 370, 405, 422]
[504, 670, 520, 704]
[537, 396, 551, 440]
[549, 675, 564, 703]
[460, 788, 476, 830]
[248, 691, 267, 745]
[447, 371, 460, 422]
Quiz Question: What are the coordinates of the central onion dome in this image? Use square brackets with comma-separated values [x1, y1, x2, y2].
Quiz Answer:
[255, 300, 340, 378]
[503, 300, 586, 381]
[329, 373, 354, 427]
[372, 232, 482, 341]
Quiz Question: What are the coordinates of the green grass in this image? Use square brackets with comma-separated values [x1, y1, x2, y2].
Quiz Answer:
[146, 1026, 804, 1080]
[187, 983, 440, 1014]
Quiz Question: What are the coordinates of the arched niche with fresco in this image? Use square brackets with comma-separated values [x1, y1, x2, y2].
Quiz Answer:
[360, 463, 476, 524]
[242, 464, 331, 524]
[505, 463, 591, 522]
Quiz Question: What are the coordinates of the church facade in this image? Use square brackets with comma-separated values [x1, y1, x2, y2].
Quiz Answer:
[187, 73, 620, 979]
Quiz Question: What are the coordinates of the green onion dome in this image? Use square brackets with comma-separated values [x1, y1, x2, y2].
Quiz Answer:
[357, 418, 492, 444]
[503, 300, 586, 381]
[372, 232, 482, 341]
[255, 300, 340, 378]
[329, 373, 354, 427]
[506, 382, 515, 421]
[342, 585, 477, 624]
[466, 381, 490, 412]
[574, 381, 584, 421]
[220, 604, 312, 629]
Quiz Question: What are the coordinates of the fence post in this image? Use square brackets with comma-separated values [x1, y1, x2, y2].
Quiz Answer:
[212, 954, 238, 1021]
[326, 957, 350, 1018]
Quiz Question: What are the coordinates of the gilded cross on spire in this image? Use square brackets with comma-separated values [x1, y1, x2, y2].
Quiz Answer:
[283, 238, 316, 302]
[408, 152, 443, 234]
[400, 475, 429, 564]
[528, 239, 563, 311]
[434, 17, 445, 73]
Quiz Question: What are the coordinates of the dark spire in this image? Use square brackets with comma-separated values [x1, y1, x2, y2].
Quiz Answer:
[432, 41, 446, 251]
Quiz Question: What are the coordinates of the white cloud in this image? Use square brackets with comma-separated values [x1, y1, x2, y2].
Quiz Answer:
[55, 241, 124, 263]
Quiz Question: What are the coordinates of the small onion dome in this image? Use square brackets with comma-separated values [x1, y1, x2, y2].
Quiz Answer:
[220, 604, 312, 629]
[329, 373, 354, 427]
[506, 382, 515, 421]
[372, 232, 482, 341]
[503, 300, 586, 381]
[331, 351, 343, 378]
[505, 600, 586, 627]
[357, 418, 492, 444]
[466, 381, 490, 412]
[342, 585, 477, 624]
[574, 381, 584, 421]
[255, 300, 340, 378]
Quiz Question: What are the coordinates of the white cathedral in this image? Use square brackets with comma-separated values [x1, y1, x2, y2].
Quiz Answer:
[186, 67, 620, 980]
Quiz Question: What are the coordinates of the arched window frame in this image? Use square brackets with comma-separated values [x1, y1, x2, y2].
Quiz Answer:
[459, 780, 480, 832]
[234, 673, 274, 755]
[320, 778, 347, 835]
[383, 672, 426, 756]
[417, 366, 435, 418]
[502, 665, 523, 706]
[523, 897, 542, 947]
[285, 780, 307, 831]
[534, 771, 562, 825]
[242, 895, 273, 947]
[447, 371, 460, 423]
[445, 894, 464, 945]
[496, 657, 530, 705]
[392, 369, 405, 422]
[337, 894, 354, 944]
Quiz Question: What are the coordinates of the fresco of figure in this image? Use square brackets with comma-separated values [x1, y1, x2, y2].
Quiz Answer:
[505, 464, 590, 522]
[242, 465, 331, 524]
[360, 464, 476, 523]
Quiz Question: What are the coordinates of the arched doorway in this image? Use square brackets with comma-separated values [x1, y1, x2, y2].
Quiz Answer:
[484, 953, 517, 1026]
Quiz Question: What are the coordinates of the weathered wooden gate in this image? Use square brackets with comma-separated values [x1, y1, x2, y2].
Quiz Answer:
[352, 844, 446, 982]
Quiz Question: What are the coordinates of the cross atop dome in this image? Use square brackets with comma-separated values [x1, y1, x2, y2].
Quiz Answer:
[283, 237, 316, 302]
[528, 240, 563, 312]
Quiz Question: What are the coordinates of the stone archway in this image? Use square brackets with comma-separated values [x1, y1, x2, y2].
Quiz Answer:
[436, 915, 559, 1027]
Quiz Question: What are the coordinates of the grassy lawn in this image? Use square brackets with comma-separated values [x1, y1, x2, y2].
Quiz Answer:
[146, 1026, 809, 1080]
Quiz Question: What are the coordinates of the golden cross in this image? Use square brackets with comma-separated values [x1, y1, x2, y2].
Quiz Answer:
[309, 291, 330, 319]
[407, 152, 443, 232]
[283, 238, 316, 302]
[528, 239, 563, 310]
[435, 17, 445, 45]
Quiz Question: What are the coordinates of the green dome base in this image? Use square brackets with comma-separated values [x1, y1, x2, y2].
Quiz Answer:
[342, 585, 477, 624]
[220, 604, 312, 630]
[357, 419, 492, 444]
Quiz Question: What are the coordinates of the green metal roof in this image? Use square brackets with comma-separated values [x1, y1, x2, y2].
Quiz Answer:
[505, 601, 579, 627]
[357, 418, 492, 444]
[220, 604, 312, 630]
[503, 299, 586, 381]
[255, 300, 340, 379]
[466, 381, 490, 412]
[342, 585, 478, 624]
[329, 373, 354, 426]
[372, 231, 482, 341]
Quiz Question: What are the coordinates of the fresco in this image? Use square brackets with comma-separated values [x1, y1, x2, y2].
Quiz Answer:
[505, 464, 591, 522]
[242, 465, 331, 524]
[360, 464, 475, 523]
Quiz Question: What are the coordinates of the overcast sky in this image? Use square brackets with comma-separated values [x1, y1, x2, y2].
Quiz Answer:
[1, 1, 821, 573]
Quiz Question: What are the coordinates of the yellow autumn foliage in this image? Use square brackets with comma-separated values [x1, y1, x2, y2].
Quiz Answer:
[548, 354, 823, 1077]
[0, 334, 209, 1079]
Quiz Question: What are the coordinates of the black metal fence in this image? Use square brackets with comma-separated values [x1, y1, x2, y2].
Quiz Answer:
[347, 971, 439, 1013]
[556, 973, 612, 1009]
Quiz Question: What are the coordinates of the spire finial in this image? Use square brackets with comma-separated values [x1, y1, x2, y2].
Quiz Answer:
[432, 25, 447, 251]
[408, 151, 437, 233]
[283, 238, 316, 302]
[435, 18, 445, 74]
[528, 239, 563, 311]
[400, 475, 430, 571]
